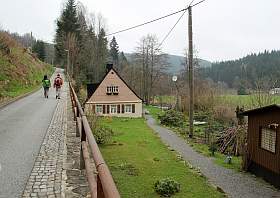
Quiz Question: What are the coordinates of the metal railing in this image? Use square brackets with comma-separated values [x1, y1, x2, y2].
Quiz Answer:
[69, 82, 120, 198]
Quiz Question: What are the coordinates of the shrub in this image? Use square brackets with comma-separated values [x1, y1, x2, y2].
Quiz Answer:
[154, 178, 180, 197]
[213, 105, 236, 125]
[209, 142, 217, 156]
[159, 109, 184, 127]
[94, 125, 114, 144]
[88, 114, 114, 144]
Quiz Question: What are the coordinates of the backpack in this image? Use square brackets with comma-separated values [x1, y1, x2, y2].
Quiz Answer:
[43, 79, 50, 88]
[55, 77, 62, 87]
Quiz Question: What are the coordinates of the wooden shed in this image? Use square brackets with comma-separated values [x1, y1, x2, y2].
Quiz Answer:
[243, 104, 280, 188]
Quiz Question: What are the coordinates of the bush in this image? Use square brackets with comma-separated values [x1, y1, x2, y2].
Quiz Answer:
[159, 109, 184, 127]
[88, 114, 114, 144]
[208, 142, 217, 156]
[154, 178, 180, 197]
[94, 125, 114, 144]
[194, 111, 210, 122]
[213, 105, 236, 125]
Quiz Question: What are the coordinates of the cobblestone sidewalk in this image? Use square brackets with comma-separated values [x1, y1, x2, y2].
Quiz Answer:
[22, 84, 68, 198]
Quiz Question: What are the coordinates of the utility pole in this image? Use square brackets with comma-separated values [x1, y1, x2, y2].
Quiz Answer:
[188, 6, 194, 138]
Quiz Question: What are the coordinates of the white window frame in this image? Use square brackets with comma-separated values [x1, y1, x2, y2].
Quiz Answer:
[95, 105, 103, 114]
[124, 104, 132, 113]
[106, 86, 112, 94]
[110, 105, 117, 114]
[260, 127, 276, 153]
[107, 86, 119, 94]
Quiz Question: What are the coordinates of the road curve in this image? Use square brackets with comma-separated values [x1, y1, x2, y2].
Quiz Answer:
[0, 71, 60, 197]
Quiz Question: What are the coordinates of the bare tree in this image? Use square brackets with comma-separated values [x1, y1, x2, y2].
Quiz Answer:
[250, 76, 276, 108]
[133, 34, 168, 104]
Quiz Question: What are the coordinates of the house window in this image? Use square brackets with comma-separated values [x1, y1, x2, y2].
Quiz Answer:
[95, 105, 103, 114]
[106, 86, 112, 94]
[125, 104, 132, 113]
[106, 86, 119, 95]
[110, 105, 117, 114]
[260, 127, 276, 153]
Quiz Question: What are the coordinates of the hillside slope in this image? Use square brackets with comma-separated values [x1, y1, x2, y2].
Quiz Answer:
[0, 32, 53, 102]
[166, 54, 211, 74]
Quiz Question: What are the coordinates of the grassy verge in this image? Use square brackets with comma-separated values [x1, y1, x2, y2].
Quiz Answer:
[145, 105, 242, 172]
[187, 140, 241, 171]
[100, 117, 225, 198]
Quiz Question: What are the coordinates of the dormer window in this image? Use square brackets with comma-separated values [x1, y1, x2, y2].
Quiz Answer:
[106, 86, 119, 95]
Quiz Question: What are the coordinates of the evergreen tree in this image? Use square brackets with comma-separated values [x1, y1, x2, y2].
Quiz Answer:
[32, 40, 46, 61]
[96, 28, 108, 82]
[109, 36, 119, 69]
[200, 50, 280, 90]
[118, 51, 128, 72]
[54, 0, 80, 65]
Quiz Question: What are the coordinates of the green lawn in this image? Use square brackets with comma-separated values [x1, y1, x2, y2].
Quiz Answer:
[100, 117, 225, 198]
[216, 95, 280, 108]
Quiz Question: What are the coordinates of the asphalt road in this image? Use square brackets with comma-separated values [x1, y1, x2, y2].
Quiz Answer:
[0, 74, 60, 197]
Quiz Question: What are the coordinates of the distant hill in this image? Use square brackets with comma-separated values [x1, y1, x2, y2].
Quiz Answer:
[0, 32, 53, 101]
[166, 54, 211, 74]
[200, 50, 280, 88]
[124, 53, 211, 74]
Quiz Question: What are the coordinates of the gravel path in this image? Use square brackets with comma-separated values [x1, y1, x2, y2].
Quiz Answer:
[146, 114, 280, 198]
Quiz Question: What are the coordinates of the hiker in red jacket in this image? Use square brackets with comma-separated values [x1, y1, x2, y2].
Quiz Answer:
[53, 73, 63, 99]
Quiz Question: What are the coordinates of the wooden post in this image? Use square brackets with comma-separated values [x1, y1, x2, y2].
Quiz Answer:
[97, 175, 105, 198]
[188, 6, 194, 138]
[80, 120, 86, 170]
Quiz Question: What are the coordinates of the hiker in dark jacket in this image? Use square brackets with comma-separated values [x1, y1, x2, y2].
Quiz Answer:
[42, 75, 51, 98]
[53, 73, 63, 99]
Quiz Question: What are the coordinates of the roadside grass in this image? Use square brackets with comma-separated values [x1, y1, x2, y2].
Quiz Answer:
[145, 105, 242, 172]
[99, 117, 225, 198]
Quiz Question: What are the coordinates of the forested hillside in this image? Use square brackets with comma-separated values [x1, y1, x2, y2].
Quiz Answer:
[200, 50, 280, 90]
[0, 32, 53, 102]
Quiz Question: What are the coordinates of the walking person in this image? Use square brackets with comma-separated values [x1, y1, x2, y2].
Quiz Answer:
[54, 73, 63, 99]
[42, 75, 51, 98]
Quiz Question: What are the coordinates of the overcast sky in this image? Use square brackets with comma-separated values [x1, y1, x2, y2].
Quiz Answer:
[0, 0, 279, 62]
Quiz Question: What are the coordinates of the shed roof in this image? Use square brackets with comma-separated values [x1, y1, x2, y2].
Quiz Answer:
[242, 104, 280, 116]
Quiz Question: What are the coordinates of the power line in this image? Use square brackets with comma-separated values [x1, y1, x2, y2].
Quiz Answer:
[105, 0, 207, 40]
[156, 0, 195, 50]
[156, 0, 207, 49]
[156, 10, 187, 50]
[105, 8, 187, 37]
[191, 0, 206, 7]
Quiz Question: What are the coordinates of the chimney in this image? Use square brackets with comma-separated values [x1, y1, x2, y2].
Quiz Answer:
[106, 63, 113, 72]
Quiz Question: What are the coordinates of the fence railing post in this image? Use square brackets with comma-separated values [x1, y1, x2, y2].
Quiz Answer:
[97, 174, 105, 198]
[68, 79, 120, 198]
[76, 117, 81, 137]
[80, 119, 86, 170]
